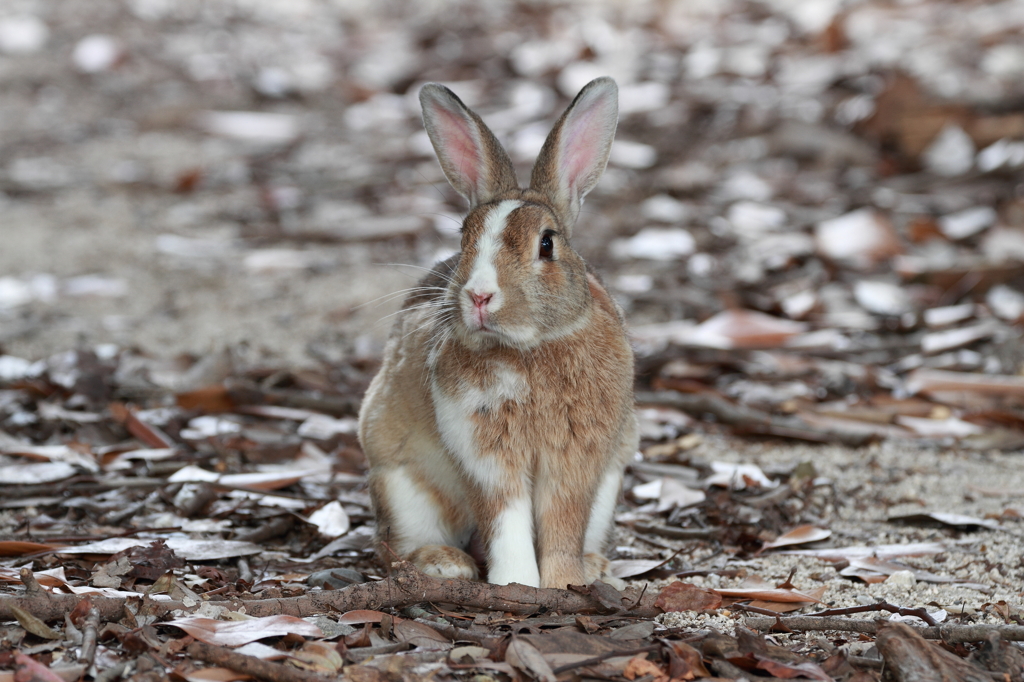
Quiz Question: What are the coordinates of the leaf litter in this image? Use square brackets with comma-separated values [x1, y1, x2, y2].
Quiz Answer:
[3, 0, 1024, 680]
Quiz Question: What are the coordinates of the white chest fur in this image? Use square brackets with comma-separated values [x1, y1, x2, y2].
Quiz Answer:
[431, 362, 528, 490]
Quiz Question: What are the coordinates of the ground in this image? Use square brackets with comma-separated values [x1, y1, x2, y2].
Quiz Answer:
[2, 0, 1024, 680]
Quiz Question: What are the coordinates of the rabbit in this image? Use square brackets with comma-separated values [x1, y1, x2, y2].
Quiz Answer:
[358, 77, 638, 590]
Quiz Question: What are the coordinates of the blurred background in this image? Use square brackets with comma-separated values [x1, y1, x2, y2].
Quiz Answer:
[1, 0, 1023, 370]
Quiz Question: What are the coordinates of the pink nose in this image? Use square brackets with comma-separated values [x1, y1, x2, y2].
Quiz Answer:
[469, 291, 493, 308]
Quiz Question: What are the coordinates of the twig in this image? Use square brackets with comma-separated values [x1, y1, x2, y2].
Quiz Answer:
[807, 601, 940, 626]
[344, 642, 412, 661]
[631, 522, 719, 540]
[234, 515, 295, 543]
[551, 643, 660, 675]
[414, 619, 501, 647]
[0, 561, 662, 623]
[744, 615, 1024, 643]
[711, 659, 804, 682]
[78, 605, 101, 669]
[186, 642, 330, 682]
[634, 390, 873, 446]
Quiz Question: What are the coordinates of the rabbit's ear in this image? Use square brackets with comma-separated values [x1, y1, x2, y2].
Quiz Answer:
[529, 78, 618, 234]
[420, 84, 519, 208]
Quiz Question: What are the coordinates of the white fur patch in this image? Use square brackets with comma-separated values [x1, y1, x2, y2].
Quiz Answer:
[381, 466, 455, 553]
[433, 363, 528, 490]
[463, 200, 521, 313]
[487, 496, 540, 587]
[584, 468, 622, 554]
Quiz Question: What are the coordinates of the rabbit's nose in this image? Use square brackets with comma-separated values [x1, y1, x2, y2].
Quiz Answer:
[469, 291, 493, 309]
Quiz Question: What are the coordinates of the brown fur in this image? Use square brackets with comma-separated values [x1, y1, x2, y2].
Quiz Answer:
[359, 78, 636, 589]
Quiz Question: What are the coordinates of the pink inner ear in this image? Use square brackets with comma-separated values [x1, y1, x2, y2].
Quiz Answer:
[433, 105, 483, 190]
[559, 105, 605, 187]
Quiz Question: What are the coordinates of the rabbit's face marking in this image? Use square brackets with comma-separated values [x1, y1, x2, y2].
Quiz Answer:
[460, 199, 520, 331]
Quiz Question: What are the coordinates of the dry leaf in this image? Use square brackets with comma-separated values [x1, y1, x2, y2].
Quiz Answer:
[715, 586, 823, 603]
[623, 655, 668, 682]
[392, 620, 451, 650]
[610, 559, 667, 579]
[505, 637, 556, 682]
[888, 511, 1002, 530]
[0, 542, 60, 558]
[305, 501, 350, 538]
[905, 369, 1024, 397]
[761, 525, 832, 551]
[657, 477, 706, 511]
[13, 654, 67, 682]
[165, 616, 322, 646]
[181, 669, 252, 682]
[286, 641, 344, 673]
[11, 606, 61, 640]
[681, 309, 808, 349]
[655, 581, 723, 612]
[57, 537, 262, 561]
[778, 541, 947, 561]
[337, 610, 398, 625]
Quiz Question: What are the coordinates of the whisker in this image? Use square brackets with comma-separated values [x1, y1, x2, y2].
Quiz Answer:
[383, 262, 460, 287]
[353, 286, 450, 311]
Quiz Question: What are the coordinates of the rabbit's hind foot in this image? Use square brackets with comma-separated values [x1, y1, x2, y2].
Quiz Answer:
[407, 545, 479, 580]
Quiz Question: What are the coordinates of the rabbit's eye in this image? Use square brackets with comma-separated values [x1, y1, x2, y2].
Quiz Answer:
[539, 233, 554, 260]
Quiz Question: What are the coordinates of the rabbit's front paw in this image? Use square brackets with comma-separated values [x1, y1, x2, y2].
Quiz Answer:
[584, 552, 625, 590]
[540, 553, 587, 589]
[407, 545, 479, 580]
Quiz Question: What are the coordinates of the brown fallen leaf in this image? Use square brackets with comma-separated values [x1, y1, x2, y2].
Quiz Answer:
[876, 621, 992, 682]
[713, 574, 824, 604]
[778, 541, 947, 561]
[505, 637, 556, 682]
[14, 654, 67, 682]
[286, 641, 344, 674]
[392, 620, 451, 650]
[11, 606, 61, 640]
[737, 628, 833, 681]
[0, 567, 67, 588]
[337, 610, 400, 625]
[743, 587, 828, 613]
[665, 639, 710, 679]
[623, 655, 669, 682]
[177, 385, 235, 412]
[0, 541, 60, 557]
[118, 406, 176, 448]
[610, 559, 669, 579]
[888, 511, 1002, 531]
[165, 616, 322, 647]
[655, 581, 723, 612]
[760, 525, 832, 551]
[180, 669, 252, 682]
[681, 309, 808, 349]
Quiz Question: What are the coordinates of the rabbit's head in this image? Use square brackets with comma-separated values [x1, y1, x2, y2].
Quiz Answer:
[419, 78, 619, 351]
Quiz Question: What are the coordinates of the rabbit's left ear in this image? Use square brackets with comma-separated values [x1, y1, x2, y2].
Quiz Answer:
[529, 78, 618, 234]
[420, 84, 519, 208]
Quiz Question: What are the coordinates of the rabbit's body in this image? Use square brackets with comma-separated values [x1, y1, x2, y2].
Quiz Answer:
[359, 78, 638, 589]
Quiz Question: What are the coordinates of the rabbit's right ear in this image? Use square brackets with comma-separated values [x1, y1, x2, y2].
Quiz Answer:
[529, 77, 618, 234]
[420, 84, 519, 208]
